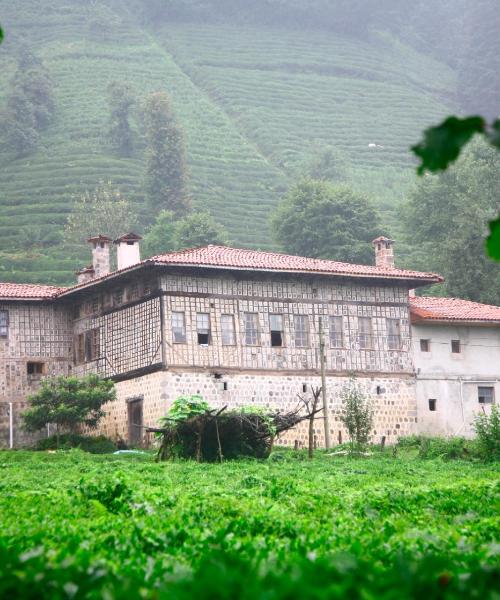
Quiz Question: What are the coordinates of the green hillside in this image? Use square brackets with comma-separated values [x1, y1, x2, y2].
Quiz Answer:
[0, 0, 456, 284]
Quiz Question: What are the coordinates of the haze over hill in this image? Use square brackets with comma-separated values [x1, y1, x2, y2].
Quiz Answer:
[0, 0, 497, 284]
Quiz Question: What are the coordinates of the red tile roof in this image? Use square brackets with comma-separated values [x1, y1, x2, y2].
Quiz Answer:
[150, 245, 443, 283]
[0, 282, 66, 300]
[410, 296, 500, 323]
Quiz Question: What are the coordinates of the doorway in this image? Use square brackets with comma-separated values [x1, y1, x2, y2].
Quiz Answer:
[127, 397, 143, 447]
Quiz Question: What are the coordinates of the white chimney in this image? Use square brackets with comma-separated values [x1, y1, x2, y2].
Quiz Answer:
[372, 236, 395, 268]
[114, 232, 142, 270]
[87, 235, 112, 278]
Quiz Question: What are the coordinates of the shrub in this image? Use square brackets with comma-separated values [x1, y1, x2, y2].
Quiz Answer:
[35, 434, 116, 454]
[397, 436, 472, 460]
[339, 377, 374, 455]
[473, 405, 500, 461]
[75, 475, 132, 513]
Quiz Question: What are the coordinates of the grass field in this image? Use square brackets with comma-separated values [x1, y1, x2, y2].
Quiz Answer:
[0, 449, 498, 598]
[0, 1, 456, 283]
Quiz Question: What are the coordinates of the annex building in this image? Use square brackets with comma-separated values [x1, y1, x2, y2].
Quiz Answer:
[0, 235, 497, 448]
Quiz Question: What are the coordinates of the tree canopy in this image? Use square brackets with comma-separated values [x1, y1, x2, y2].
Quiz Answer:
[271, 179, 380, 264]
[23, 375, 115, 437]
[405, 139, 500, 304]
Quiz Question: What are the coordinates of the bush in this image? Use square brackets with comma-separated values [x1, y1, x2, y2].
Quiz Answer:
[35, 434, 116, 454]
[339, 377, 374, 455]
[397, 436, 471, 460]
[473, 405, 500, 461]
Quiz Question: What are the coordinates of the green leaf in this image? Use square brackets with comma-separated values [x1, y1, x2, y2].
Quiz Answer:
[412, 116, 485, 175]
[487, 119, 500, 150]
[0, 25, 3, 43]
[485, 216, 500, 261]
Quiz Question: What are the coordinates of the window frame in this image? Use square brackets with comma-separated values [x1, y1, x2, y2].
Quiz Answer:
[478, 386, 495, 404]
[451, 339, 461, 354]
[197, 312, 211, 346]
[428, 398, 437, 411]
[243, 312, 260, 346]
[0, 310, 8, 338]
[294, 314, 310, 348]
[27, 361, 45, 376]
[386, 318, 401, 350]
[420, 339, 430, 352]
[358, 316, 373, 350]
[269, 313, 284, 347]
[329, 315, 343, 348]
[171, 311, 187, 344]
[221, 314, 236, 346]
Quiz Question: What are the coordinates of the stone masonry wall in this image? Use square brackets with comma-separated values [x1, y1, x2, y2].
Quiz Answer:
[100, 369, 416, 448]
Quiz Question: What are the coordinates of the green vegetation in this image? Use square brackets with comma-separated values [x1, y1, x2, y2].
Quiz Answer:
[0, 0, 458, 283]
[35, 433, 117, 454]
[272, 179, 380, 264]
[0, 450, 498, 597]
[405, 139, 500, 304]
[22, 375, 116, 443]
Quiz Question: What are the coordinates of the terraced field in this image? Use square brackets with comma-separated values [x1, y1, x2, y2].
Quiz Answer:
[0, 1, 456, 283]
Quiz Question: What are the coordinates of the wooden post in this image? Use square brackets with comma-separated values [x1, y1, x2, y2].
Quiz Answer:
[318, 317, 331, 449]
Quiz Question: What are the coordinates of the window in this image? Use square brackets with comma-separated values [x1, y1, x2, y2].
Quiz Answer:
[243, 313, 260, 345]
[420, 339, 430, 352]
[75, 333, 85, 364]
[172, 312, 187, 343]
[387, 318, 401, 350]
[269, 314, 284, 347]
[358, 317, 373, 349]
[86, 328, 100, 361]
[0, 310, 8, 337]
[294, 315, 310, 347]
[221, 314, 236, 346]
[27, 362, 44, 376]
[113, 289, 124, 306]
[428, 399, 437, 411]
[478, 386, 495, 404]
[197, 313, 211, 345]
[451, 339, 461, 354]
[329, 316, 343, 348]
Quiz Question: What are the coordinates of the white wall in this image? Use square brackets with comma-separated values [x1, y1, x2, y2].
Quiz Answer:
[412, 322, 500, 437]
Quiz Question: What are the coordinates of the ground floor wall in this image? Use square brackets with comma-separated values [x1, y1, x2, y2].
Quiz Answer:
[98, 369, 418, 448]
[415, 377, 499, 438]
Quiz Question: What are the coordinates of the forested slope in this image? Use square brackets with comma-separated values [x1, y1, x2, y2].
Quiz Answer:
[0, 0, 457, 284]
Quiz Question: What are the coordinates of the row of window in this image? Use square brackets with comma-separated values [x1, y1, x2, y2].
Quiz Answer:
[428, 386, 495, 411]
[172, 312, 403, 350]
[420, 339, 462, 353]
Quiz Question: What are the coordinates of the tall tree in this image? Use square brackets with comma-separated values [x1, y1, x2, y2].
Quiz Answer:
[406, 139, 500, 304]
[142, 91, 190, 216]
[107, 81, 135, 156]
[271, 179, 380, 264]
[1, 46, 55, 157]
[143, 210, 229, 257]
[64, 180, 137, 248]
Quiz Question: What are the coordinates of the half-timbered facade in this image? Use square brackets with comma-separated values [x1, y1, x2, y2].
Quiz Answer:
[1, 236, 444, 447]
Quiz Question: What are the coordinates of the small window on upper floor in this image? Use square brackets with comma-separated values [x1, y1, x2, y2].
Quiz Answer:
[27, 362, 44, 376]
[172, 312, 187, 343]
[329, 316, 343, 348]
[243, 312, 260, 346]
[197, 313, 211, 345]
[387, 318, 401, 350]
[420, 339, 430, 352]
[358, 316, 373, 350]
[428, 398, 437, 411]
[478, 386, 495, 404]
[269, 314, 284, 347]
[451, 339, 461, 354]
[0, 310, 8, 338]
[221, 314, 236, 346]
[294, 315, 310, 348]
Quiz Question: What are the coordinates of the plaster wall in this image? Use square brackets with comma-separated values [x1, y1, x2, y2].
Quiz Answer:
[412, 323, 500, 437]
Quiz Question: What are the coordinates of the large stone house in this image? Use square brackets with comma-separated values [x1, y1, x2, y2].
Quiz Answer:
[0, 235, 440, 447]
[1, 233, 491, 448]
[410, 296, 500, 437]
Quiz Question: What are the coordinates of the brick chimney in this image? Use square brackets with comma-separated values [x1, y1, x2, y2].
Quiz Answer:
[76, 265, 95, 285]
[114, 232, 142, 271]
[87, 235, 112, 278]
[372, 236, 395, 268]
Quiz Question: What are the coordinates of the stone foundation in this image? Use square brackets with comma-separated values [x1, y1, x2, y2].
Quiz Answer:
[98, 369, 417, 448]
